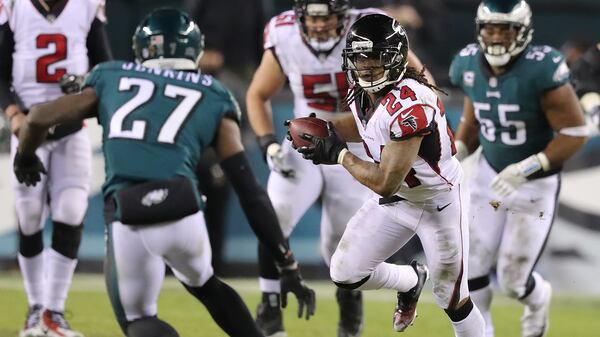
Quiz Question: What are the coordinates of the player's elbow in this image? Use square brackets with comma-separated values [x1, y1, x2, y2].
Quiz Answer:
[375, 180, 400, 198]
[26, 106, 48, 130]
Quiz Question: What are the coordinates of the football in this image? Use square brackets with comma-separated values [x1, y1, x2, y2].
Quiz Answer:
[288, 116, 329, 148]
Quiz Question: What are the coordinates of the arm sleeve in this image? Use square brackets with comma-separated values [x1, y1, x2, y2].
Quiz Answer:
[220, 152, 294, 267]
[86, 18, 112, 68]
[0, 22, 15, 110]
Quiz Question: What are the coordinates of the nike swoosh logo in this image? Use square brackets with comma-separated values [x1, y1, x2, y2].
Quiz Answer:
[400, 107, 414, 119]
[437, 203, 451, 212]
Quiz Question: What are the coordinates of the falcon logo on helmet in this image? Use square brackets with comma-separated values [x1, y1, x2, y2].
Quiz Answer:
[342, 14, 409, 93]
[294, 0, 350, 54]
[476, 0, 533, 66]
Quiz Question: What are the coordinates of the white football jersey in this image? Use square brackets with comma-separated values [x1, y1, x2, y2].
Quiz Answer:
[350, 78, 462, 201]
[0, 0, 105, 109]
[264, 8, 383, 119]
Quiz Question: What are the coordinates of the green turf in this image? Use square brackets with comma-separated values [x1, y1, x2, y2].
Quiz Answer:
[1, 273, 599, 337]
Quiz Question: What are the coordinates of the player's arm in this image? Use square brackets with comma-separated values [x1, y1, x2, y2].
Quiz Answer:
[87, 17, 113, 67]
[216, 117, 315, 319]
[0, 21, 23, 133]
[18, 88, 98, 155]
[246, 49, 287, 154]
[330, 113, 362, 142]
[454, 96, 480, 160]
[407, 49, 435, 85]
[540, 83, 588, 167]
[340, 137, 422, 197]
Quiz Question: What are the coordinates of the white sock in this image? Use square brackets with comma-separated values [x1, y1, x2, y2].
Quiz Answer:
[18, 253, 45, 307]
[452, 304, 486, 337]
[471, 286, 494, 337]
[259, 277, 281, 294]
[44, 249, 77, 312]
[358, 262, 417, 292]
[521, 272, 548, 308]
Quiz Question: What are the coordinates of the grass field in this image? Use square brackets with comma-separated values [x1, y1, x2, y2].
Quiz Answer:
[1, 273, 599, 337]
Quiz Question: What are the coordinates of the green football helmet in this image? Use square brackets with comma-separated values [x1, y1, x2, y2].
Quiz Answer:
[132, 8, 204, 70]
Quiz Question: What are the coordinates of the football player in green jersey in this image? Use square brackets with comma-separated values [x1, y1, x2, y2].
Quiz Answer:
[449, 1, 588, 337]
[13, 8, 315, 337]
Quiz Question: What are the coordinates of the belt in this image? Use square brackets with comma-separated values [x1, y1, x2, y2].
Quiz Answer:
[378, 195, 405, 205]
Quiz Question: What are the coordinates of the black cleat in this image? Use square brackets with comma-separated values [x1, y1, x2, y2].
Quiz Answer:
[336, 288, 363, 337]
[256, 293, 287, 337]
[393, 261, 429, 332]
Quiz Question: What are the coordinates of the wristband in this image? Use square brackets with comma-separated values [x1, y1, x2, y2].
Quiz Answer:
[337, 148, 349, 164]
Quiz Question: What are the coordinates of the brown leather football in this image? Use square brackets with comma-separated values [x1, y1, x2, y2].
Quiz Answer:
[288, 117, 329, 148]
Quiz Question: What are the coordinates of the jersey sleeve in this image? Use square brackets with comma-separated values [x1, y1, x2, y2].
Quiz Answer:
[82, 63, 103, 89]
[536, 47, 571, 92]
[263, 17, 277, 50]
[389, 103, 436, 140]
[222, 89, 242, 124]
[448, 53, 463, 88]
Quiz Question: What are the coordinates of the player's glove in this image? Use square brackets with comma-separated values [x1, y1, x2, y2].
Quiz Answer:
[279, 262, 316, 320]
[258, 134, 295, 178]
[14, 152, 47, 187]
[490, 152, 550, 197]
[297, 121, 347, 165]
[580, 92, 600, 136]
[59, 73, 84, 95]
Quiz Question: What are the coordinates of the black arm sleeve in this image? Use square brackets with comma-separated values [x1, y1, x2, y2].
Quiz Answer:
[0, 23, 15, 111]
[86, 18, 112, 68]
[220, 151, 295, 267]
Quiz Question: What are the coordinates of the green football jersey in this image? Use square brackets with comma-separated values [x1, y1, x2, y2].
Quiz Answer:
[83, 61, 241, 198]
[449, 44, 570, 172]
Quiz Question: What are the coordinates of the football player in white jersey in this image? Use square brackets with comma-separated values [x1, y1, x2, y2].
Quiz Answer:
[246, 1, 431, 336]
[294, 14, 486, 337]
[0, 1, 111, 336]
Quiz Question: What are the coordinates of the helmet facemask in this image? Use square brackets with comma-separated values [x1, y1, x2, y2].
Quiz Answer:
[295, 1, 349, 53]
[476, 0, 533, 67]
[343, 48, 405, 93]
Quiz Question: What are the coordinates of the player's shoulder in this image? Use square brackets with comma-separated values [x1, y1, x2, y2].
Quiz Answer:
[266, 10, 297, 34]
[451, 44, 480, 68]
[90, 60, 128, 74]
[518, 45, 570, 85]
[390, 77, 437, 105]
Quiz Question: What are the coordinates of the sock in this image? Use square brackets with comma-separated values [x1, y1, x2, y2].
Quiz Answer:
[449, 300, 486, 337]
[470, 286, 494, 337]
[44, 248, 77, 312]
[520, 272, 548, 309]
[18, 253, 45, 307]
[183, 276, 262, 337]
[259, 278, 281, 294]
[357, 262, 417, 292]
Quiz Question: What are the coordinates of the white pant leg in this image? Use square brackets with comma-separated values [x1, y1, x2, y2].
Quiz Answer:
[267, 139, 323, 237]
[416, 184, 471, 309]
[48, 129, 92, 225]
[320, 158, 372, 265]
[11, 135, 51, 234]
[330, 197, 418, 285]
[496, 174, 559, 298]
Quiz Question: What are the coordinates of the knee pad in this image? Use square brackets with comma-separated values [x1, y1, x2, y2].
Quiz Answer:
[15, 198, 45, 235]
[51, 222, 82, 259]
[444, 297, 474, 322]
[19, 229, 44, 257]
[51, 187, 88, 225]
[333, 275, 370, 290]
[127, 316, 179, 337]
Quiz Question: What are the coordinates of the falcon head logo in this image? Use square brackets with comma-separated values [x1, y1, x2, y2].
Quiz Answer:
[401, 115, 418, 132]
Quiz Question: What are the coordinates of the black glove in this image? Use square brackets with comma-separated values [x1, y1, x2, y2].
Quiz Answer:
[14, 152, 47, 187]
[280, 266, 316, 320]
[59, 74, 84, 95]
[297, 121, 347, 165]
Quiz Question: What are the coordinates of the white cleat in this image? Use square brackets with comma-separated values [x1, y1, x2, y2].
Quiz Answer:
[521, 280, 552, 337]
[19, 305, 45, 337]
[41, 309, 85, 337]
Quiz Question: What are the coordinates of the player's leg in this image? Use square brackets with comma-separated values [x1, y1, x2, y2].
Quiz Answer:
[467, 157, 508, 337]
[418, 184, 485, 337]
[41, 130, 91, 337]
[496, 175, 559, 337]
[139, 211, 262, 337]
[257, 139, 323, 336]
[320, 152, 372, 337]
[105, 220, 170, 336]
[11, 136, 51, 337]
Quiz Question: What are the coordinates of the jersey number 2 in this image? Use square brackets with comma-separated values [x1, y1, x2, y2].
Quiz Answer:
[109, 77, 202, 144]
[36, 34, 67, 83]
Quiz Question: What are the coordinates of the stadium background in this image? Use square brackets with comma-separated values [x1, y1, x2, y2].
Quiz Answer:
[0, 0, 599, 296]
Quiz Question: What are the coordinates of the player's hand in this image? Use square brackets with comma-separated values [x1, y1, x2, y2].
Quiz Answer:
[14, 152, 47, 187]
[298, 121, 347, 165]
[490, 153, 547, 196]
[59, 73, 84, 95]
[280, 266, 316, 320]
[266, 142, 295, 178]
[284, 113, 317, 149]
